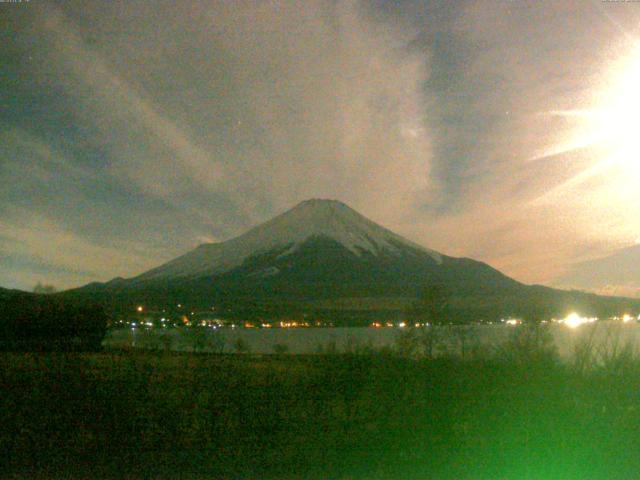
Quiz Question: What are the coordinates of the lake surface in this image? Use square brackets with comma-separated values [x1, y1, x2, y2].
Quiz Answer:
[103, 321, 640, 360]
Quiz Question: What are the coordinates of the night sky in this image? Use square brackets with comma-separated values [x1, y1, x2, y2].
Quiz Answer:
[2, 0, 640, 296]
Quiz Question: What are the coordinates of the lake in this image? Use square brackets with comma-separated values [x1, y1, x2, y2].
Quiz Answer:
[103, 321, 640, 360]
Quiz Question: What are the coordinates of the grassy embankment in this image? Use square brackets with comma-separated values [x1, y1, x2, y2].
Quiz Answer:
[2, 326, 640, 479]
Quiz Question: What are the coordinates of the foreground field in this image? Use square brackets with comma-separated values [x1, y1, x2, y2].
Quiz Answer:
[2, 345, 640, 479]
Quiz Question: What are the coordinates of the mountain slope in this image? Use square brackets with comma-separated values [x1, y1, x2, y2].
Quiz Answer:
[135, 199, 442, 282]
[65, 199, 640, 322]
[555, 244, 640, 298]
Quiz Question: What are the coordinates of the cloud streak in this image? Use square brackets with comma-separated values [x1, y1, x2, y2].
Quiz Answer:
[2, 0, 640, 294]
[1, 0, 434, 289]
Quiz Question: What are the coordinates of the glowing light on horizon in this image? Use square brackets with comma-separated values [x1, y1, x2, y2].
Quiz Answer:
[561, 312, 597, 329]
[504, 318, 522, 326]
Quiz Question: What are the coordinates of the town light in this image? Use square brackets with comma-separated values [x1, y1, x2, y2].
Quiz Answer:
[561, 312, 596, 329]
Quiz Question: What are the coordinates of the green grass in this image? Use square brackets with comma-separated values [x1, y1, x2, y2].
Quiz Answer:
[1, 347, 640, 479]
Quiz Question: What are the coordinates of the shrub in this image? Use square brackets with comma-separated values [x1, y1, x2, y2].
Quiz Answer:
[494, 322, 558, 367]
[272, 342, 289, 355]
[233, 337, 250, 354]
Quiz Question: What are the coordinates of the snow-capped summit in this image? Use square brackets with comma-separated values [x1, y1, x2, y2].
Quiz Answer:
[72, 199, 640, 324]
[135, 198, 442, 281]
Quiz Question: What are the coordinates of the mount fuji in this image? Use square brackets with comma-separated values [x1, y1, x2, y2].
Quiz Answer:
[67, 199, 640, 323]
[136, 198, 444, 282]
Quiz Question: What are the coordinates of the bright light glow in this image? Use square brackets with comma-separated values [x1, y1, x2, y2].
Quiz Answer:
[398, 322, 406, 328]
[504, 318, 522, 326]
[136, 306, 143, 312]
[622, 314, 634, 323]
[561, 312, 597, 329]
[538, 44, 640, 239]
[599, 85, 639, 155]
[574, 46, 640, 179]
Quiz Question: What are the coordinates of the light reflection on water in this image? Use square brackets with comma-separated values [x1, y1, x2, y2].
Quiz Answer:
[103, 322, 640, 359]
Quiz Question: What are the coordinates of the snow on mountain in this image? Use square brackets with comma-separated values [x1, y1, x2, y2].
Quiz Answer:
[135, 199, 442, 282]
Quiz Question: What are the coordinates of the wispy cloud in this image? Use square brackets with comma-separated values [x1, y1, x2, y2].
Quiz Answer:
[0, 209, 162, 289]
[2, 0, 640, 293]
[1, 0, 434, 289]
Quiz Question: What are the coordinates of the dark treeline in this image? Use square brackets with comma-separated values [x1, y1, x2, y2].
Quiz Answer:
[0, 291, 107, 351]
[98, 281, 640, 327]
